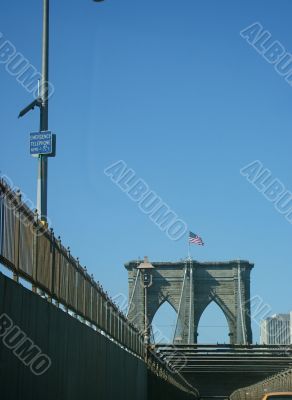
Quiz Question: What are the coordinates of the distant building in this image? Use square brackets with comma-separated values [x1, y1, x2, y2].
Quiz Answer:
[260, 314, 291, 345]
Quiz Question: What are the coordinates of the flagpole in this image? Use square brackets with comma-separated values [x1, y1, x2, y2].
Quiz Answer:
[188, 234, 193, 343]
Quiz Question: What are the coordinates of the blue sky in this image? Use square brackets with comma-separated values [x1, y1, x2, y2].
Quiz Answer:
[1, 0, 292, 343]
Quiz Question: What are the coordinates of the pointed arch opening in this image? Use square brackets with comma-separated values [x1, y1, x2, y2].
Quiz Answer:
[197, 301, 230, 344]
[150, 300, 177, 344]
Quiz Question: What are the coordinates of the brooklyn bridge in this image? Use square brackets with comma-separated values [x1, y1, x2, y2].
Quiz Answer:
[1, 178, 292, 400]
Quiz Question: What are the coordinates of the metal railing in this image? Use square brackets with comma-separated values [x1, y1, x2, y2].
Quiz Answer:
[230, 368, 292, 400]
[146, 351, 199, 398]
[0, 178, 144, 358]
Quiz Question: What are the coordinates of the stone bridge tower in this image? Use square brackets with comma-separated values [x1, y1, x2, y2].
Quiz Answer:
[125, 258, 253, 344]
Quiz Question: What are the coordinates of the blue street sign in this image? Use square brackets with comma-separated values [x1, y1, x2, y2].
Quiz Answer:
[30, 131, 56, 157]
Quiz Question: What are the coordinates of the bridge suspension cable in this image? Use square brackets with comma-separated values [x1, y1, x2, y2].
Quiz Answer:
[237, 261, 247, 344]
[188, 258, 193, 344]
[173, 262, 188, 343]
[127, 263, 140, 317]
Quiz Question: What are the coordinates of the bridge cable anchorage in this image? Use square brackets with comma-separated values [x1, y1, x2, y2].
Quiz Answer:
[237, 261, 247, 344]
[173, 261, 188, 344]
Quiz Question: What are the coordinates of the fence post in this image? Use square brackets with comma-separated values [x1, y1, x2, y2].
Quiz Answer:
[65, 247, 70, 313]
[13, 190, 21, 282]
[90, 274, 94, 327]
[83, 267, 87, 321]
[55, 236, 62, 308]
[48, 228, 55, 303]
[32, 210, 38, 293]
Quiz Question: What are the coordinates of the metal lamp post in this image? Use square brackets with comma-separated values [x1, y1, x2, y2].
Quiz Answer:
[137, 257, 154, 345]
[20, 0, 104, 224]
[38, 0, 104, 223]
[37, 0, 49, 223]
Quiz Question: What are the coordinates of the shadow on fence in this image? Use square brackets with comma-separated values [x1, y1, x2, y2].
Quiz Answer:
[230, 368, 292, 400]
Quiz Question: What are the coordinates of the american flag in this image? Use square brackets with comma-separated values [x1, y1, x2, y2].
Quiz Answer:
[189, 231, 204, 246]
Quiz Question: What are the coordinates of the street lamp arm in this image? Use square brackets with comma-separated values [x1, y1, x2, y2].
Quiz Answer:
[18, 97, 43, 119]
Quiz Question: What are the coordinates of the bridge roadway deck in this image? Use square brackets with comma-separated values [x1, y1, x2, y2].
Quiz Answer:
[154, 344, 292, 398]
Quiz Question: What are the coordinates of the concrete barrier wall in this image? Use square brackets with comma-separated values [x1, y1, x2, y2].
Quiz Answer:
[0, 272, 147, 400]
[148, 371, 197, 400]
[0, 272, 198, 400]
